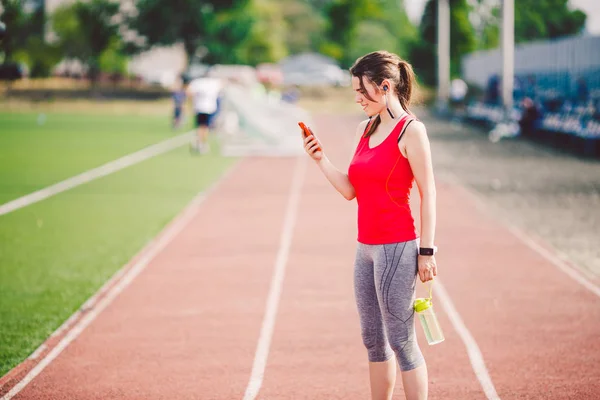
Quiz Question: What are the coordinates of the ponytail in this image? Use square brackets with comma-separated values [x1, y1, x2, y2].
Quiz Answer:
[397, 61, 415, 115]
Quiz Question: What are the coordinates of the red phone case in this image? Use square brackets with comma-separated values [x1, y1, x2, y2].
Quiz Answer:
[298, 122, 321, 151]
[298, 122, 312, 138]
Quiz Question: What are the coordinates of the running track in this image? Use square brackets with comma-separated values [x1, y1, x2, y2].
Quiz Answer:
[1, 114, 599, 399]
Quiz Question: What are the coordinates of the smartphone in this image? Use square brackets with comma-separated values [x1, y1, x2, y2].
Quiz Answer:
[298, 122, 321, 151]
[298, 122, 313, 138]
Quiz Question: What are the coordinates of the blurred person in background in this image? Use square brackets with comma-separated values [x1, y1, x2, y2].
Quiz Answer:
[449, 78, 468, 116]
[187, 68, 222, 154]
[282, 85, 300, 104]
[518, 97, 542, 138]
[594, 99, 600, 121]
[209, 90, 224, 131]
[524, 74, 537, 100]
[513, 75, 525, 103]
[575, 77, 589, 106]
[485, 74, 501, 105]
[303, 50, 437, 400]
[172, 75, 188, 130]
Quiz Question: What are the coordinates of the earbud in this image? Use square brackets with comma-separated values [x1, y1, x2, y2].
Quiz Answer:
[382, 84, 394, 118]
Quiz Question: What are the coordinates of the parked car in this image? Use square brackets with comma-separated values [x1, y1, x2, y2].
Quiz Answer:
[279, 52, 350, 87]
[0, 62, 26, 81]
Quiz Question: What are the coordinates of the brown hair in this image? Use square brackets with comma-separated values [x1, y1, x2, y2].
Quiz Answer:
[349, 51, 416, 137]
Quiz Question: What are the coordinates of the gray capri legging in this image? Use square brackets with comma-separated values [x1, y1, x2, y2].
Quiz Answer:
[354, 239, 425, 371]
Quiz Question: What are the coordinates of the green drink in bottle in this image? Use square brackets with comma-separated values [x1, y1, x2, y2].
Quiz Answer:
[414, 283, 445, 345]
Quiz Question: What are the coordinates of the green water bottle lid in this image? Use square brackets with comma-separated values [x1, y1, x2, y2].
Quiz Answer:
[414, 297, 432, 312]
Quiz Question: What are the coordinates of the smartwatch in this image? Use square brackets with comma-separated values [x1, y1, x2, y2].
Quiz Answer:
[419, 246, 437, 256]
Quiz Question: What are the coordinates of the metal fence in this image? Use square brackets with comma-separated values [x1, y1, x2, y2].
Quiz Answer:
[462, 35, 600, 97]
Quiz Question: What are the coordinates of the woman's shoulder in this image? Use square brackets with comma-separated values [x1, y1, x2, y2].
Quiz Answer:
[357, 118, 370, 132]
[398, 118, 428, 156]
[355, 118, 371, 138]
[403, 118, 427, 137]
[351, 119, 371, 149]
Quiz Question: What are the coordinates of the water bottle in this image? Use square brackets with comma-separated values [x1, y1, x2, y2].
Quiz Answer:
[414, 285, 445, 345]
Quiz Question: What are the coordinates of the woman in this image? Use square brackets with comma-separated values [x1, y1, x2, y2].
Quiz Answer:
[302, 51, 437, 400]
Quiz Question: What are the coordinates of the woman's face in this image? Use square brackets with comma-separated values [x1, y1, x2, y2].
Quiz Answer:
[352, 75, 384, 117]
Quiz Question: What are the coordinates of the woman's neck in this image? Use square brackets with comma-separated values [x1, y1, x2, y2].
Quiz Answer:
[378, 98, 407, 125]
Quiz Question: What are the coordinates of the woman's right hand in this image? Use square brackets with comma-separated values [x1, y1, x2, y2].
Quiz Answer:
[303, 135, 323, 162]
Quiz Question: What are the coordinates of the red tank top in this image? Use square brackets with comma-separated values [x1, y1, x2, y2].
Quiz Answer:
[347, 115, 418, 245]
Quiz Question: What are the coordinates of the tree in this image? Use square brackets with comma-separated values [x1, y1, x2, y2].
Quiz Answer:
[279, 0, 326, 55]
[52, 0, 120, 79]
[514, 0, 586, 43]
[1, 0, 60, 76]
[346, 0, 417, 65]
[470, 0, 587, 50]
[0, 0, 33, 62]
[201, 0, 287, 65]
[373, 0, 417, 58]
[27, 0, 45, 37]
[11, 36, 61, 77]
[409, 0, 476, 85]
[348, 21, 398, 65]
[469, 0, 500, 50]
[321, 0, 382, 67]
[133, 0, 292, 66]
[234, 0, 288, 65]
[99, 38, 128, 78]
[133, 0, 253, 64]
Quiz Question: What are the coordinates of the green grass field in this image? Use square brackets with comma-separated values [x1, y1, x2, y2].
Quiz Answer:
[0, 111, 187, 204]
[0, 110, 237, 377]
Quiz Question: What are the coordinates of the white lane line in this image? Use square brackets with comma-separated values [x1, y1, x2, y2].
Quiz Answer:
[506, 226, 600, 298]
[0, 161, 241, 400]
[0, 131, 194, 216]
[442, 172, 600, 299]
[49, 311, 81, 339]
[434, 279, 501, 400]
[243, 156, 307, 400]
[27, 345, 46, 361]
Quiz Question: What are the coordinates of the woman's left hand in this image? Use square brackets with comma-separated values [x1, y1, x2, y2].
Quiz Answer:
[418, 255, 437, 283]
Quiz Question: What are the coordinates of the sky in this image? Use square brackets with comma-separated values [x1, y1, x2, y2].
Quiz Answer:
[404, 0, 600, 35]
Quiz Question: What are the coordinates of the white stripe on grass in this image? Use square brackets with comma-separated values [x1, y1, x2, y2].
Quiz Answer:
[0, 131, 194, 216]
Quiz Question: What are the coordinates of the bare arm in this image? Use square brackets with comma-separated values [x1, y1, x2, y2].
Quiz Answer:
[315, 156, 355, 200]
[401, 121, 436, 248]
[401, 120, 437, 282]
[303, 120, 368, 201]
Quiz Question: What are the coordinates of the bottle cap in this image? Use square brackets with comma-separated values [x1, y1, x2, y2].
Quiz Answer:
[414, 297, 432, 312]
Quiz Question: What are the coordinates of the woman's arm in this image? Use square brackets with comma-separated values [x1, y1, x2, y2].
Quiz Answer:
[304, 120, 367, 201]
[316, 156, 356, 200]
[401, 121, 437, 282]
[402, 121, 436, 246]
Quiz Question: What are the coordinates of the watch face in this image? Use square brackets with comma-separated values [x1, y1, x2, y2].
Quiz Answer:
[420, 248, 435, 256]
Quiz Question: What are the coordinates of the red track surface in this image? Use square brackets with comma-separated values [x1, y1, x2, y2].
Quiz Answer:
[2, 115, 599, 399]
